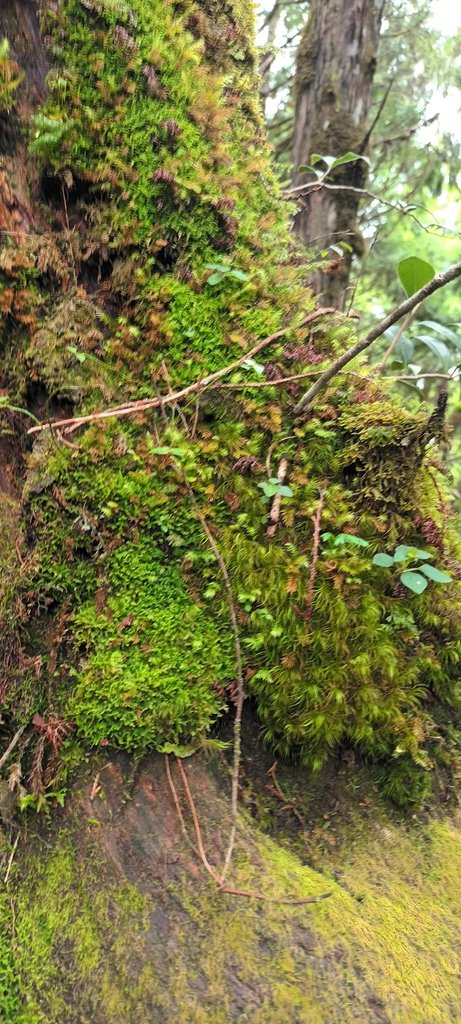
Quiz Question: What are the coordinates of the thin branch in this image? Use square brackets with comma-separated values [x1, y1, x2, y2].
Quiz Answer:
[4, 834, 19, 885]
[284, 180, 446, 235]
[392, 372, 458, 382]
[377, 113, 438, 148]
[293, 259, 461, 414]
[28, 309, 342, 436]
[176, 757, 219, 881]
[218, 369, 324, 390]
[156, 367, 244, 886]
[0, 727, 26, 771]
[360, 79, 394, 151]
[164, 755, 189, 841]
[304, 484, 327, 626]
[218, 885, 332, 905]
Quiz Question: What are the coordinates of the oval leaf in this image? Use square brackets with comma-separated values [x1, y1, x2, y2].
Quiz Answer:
[373, 553, 394, 567]
[399, 571, 428, 594]
[419, 564, 452, 584]
[397, 257, 435, 298]
[330, 151, 370, 170]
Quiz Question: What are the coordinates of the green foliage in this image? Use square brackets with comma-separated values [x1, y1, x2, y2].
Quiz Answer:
[372, 544, 452, 595]
[397, 256, 435, 298]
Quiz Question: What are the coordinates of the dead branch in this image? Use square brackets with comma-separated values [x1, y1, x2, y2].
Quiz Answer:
[267, 456, 289, 538]
[154, 367, 244, 886]
[293, 259, 461, 414]
[0, 726, 26, 771]
[176, 757, 219, 881]
[4, 834, 19, 885]
[304, 485, 327, 627]
[267, 761, 307, 830]
[28, 308, 342, 436]
[164, 755, 202, 862]
[218, 885, 332, 905]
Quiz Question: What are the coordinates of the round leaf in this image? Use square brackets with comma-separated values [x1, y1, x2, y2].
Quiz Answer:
[372, 553, 394, 567]
[399, 571, 428, 594]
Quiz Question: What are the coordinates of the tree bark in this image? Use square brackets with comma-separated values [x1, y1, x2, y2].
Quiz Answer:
[292, 0, 384, 306]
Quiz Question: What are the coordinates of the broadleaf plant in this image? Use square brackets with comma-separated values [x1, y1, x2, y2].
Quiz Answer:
[372, 545, 451, 595]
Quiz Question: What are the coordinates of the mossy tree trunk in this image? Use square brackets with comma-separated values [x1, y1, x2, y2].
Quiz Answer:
[292, 0, 385, 306]
[1, 2, 461, 1020]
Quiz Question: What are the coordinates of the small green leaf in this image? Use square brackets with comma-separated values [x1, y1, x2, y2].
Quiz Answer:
[372, 553, 394, 567]
[228, 269, 249, 282]
[158, 742, 199, 758]
[418, 564, 452, 584]
[258, 481, 279, 497]
[206, 272, 223, 285]
[150, 446, 184, 456]
[399, 571, 428, 594]
[397, 257, 435, 298]
[333, 533, 369, 548]
[278, 485, 293, 497]
[394, 544, 433, 562]
[330, 151, 370, 170]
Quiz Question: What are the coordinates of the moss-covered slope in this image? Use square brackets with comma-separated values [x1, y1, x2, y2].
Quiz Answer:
[1, 754, 461, 1023]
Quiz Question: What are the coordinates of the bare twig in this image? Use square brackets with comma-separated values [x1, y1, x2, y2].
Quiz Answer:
[218, 369, 322, 390]
[284, 180, 451, 236]
[176, 758, 219, 881]
[154, 368, 244, 886]
[360, 79, 393, 151]
[164, 755, 192, 843]
[28, 309, 341, 436]
[4, 834, 19, 884]
[267, 762, 307, 829]
[0, 727, 26, 771]
[218, 885, 332, 904]
[267, 456, 289, 538]
[293, 259, 461, 414]
[392, 372, 458, 382]
[304, 485, 327, 627]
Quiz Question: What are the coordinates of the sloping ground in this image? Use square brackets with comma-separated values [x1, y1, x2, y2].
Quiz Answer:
[2, 753, 460, 1023]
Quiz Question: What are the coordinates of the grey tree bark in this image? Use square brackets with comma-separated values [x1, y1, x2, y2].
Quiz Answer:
[292, 0, 385, 306]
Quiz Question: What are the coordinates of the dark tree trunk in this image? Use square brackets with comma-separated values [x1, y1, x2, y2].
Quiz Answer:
[292, 0, 384, 306]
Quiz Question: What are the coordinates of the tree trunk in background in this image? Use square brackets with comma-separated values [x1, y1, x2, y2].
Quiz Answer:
[292, 0, 384, 306]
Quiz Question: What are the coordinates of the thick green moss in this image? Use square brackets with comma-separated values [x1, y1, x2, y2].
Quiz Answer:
[71, 538, 232, 749]
[0, 0, 460, 799]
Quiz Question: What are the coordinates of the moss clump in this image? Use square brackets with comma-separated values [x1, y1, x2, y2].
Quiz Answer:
[71, 538, 232, 750]
[0, 38, 23, 113]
